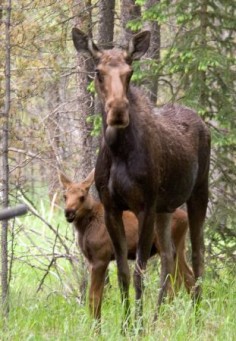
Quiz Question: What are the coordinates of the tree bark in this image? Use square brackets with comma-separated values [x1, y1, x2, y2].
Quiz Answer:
[199, 0, 208, 113]
[97, 0, 115, 49]
[119, 0, 141, 45]
[73, 0, 94, 180]
[92, 0, 116, 199]
[1, 0, 11, 317]
[143, 0, 160, 104]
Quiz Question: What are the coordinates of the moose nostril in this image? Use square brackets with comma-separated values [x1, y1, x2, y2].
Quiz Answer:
[114, 109, 123, 119]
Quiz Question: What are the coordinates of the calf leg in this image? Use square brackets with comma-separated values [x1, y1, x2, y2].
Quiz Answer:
[155, 213, 174, 315]
[175, 237, 194, 293]
[104, 209, 131, 326]
[187, 182, 208, 302]
[89, 262, 108, 323]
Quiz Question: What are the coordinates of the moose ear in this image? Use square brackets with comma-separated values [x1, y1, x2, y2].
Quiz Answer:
[58, 171, 72, 189]
[72, 27, 101, 59]
[81, 168, 95, 192]
[127, 31, 151, 60]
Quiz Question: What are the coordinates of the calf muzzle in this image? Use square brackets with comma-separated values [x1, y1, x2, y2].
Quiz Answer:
[65, 209, 76, 223]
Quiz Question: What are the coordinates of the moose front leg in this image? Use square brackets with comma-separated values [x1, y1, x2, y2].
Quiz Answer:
[133, 207, 156, 327]
[104, 208, 131, 329]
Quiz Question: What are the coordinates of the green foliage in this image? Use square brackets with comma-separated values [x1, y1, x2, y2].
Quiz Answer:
[138, 0, 235, 136]
[86, 114, 102, 137]
[87, 80, 96, 94]
[126, 18, 143, 32]
[142, 0, 170, 23]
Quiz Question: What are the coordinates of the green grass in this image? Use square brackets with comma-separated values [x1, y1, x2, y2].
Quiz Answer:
[1, 262, 235, 340]
[1, 203, 235, 340]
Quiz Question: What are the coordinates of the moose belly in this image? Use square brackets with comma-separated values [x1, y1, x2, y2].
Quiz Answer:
[156, 172, 197, 212]
[109, 159, 197, 213]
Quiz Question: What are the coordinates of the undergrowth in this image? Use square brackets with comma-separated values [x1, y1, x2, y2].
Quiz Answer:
[0, 202, 235, 340]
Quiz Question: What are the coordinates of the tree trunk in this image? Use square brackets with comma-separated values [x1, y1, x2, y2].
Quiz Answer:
[1, 0, 11, 317]
[199, 0, 208, 114]
[95, 0, 115, 119]
[73, 0, 94, 180]
[143, 0, 160, 104]
[72, 0, 94, 303]
[119, 0, 141, 44]
[97, 0, 115, 49]
[92, 0, 116, 197]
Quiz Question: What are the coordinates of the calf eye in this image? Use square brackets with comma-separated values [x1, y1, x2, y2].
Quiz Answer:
[63, 194, 67, 201]
[80, 196, 85, 203]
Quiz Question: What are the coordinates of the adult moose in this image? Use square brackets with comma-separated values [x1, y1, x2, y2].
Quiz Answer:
[72, 28, 211, 325]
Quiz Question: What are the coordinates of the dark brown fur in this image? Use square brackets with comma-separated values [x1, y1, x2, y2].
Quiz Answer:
[72, 28, 211, 323]
[59, 170, 194, 321]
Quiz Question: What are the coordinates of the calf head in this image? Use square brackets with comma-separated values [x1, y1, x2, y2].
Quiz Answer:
[59, 169, 95, 222]
[72, 28, 150, 129]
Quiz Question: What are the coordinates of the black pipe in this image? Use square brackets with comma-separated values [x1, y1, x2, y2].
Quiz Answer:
[0, 204, 28, 221]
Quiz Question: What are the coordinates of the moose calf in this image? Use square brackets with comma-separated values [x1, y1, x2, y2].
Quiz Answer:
[59, 169, 194, 322]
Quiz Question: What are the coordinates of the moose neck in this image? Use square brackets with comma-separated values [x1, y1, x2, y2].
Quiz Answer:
[101, 86, 153, 157]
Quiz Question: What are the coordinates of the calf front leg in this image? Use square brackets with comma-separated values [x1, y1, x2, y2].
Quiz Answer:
[89, 262, 107, 323]
[104, 209, 131, 327]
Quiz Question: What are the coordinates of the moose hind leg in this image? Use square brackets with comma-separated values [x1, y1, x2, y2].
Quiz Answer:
[187, 182, 208, 303]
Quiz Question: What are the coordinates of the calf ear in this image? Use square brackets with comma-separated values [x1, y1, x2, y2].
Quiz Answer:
[58, 171, 72, 189]
[128, 31, 151, 60]
[82, 168, 95, 192]
[72, 28, 101, 59]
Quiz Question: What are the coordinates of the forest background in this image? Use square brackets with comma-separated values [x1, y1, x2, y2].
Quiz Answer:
[0, 0, 235, 339]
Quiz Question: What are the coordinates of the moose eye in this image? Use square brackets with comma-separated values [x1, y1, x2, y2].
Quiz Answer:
[63, 194, 67, 201]
[95, 69, 103, 83]
[80, 196, 85, 203]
